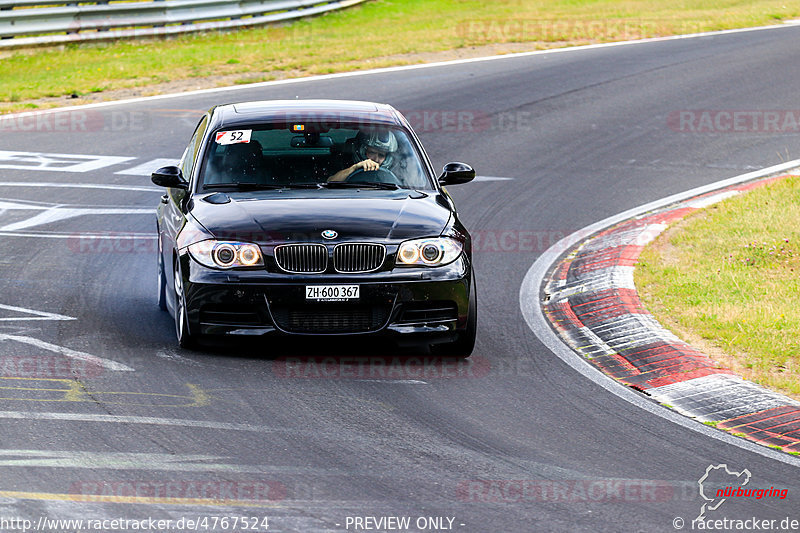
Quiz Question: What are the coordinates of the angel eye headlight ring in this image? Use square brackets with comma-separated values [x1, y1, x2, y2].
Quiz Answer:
[188, 240, 264, 269]
[420, 242, 444, 264]
[396, 237, 462, 267]
[398, 242, 421, 264]
[238, 244, 261, 266]
[213, 243, 237, 267]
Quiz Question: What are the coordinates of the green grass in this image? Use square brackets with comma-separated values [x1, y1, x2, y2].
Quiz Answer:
[636, 177, 800, 400]
[1, 0, 799, 112]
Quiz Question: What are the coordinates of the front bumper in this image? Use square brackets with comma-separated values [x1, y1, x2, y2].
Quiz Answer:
[178, 252, 472, 341]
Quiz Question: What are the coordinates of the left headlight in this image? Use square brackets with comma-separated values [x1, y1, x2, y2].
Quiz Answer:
[396, 237, 463, 267]
[188, 240, 264, 269]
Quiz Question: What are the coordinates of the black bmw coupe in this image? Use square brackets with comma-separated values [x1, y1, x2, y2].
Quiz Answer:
[153, 100, 477, 356]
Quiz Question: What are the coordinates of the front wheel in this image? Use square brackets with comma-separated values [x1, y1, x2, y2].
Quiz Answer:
[173, 259, 198, 349]
[157, 233, 167, 311]
[433, 278, 477, 359]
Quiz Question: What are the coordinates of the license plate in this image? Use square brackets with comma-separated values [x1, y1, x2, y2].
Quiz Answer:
[305, 285, 360, 301]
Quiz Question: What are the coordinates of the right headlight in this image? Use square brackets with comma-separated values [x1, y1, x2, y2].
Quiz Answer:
[187, 240, 264, 269]
[177, 216, 263, 269]
[396, 237, 463, 267]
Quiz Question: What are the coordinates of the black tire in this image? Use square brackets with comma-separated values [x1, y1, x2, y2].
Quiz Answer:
[434, 277, 477, 358]
[173, 259, 198, 349]
[157, 233, 167, 311]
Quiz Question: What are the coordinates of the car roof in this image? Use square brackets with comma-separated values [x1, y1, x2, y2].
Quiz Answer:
[210, 99, 403, 129]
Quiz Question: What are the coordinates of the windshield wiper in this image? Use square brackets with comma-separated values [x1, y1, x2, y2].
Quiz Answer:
[204, 183, 284, 190]
[281, 183, 323, 189]
[323, 181, 400, 190]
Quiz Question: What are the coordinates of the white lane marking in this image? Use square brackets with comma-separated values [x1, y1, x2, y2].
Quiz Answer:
[0, 231, 155, 240]
[0, 198, 149, 210]
[154, 349, 204, 367]
[0, 411, 347, 438]
[685, 190, 740, 209]
[353, 379, 428, 384]
[0, 207, 153, 232]
[0, 198, 65, 210]
[473, 176, 515, 182]
[0, 182, 161, 192]
[0, 24, 797, 119]
[0, 334, 134, 372]
[0, 151, 135, 173]
[0, 450, 335, 474]
[115, 158, 177, 176]
[519, 157, 800, 467]
[0, 303, 76, 322]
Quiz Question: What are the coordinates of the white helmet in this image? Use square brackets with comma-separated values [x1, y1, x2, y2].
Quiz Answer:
[355, 130, 397, 168]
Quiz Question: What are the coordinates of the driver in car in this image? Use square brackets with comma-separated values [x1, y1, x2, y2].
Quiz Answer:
[328, 130, 397, 182]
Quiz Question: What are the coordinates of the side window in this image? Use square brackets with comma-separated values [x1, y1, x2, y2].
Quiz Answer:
[179, 116, 208, 182]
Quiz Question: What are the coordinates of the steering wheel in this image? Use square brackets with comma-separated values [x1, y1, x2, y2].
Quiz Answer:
[345, 167, 400, 185]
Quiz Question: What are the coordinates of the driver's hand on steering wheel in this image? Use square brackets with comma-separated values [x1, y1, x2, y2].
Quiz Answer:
[355, 159, 380, 172]
[328, 159, 382, 182]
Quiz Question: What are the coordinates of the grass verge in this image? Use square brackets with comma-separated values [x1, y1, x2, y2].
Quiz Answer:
[635, 176, 800, 400]
[2, 0, 800, 113]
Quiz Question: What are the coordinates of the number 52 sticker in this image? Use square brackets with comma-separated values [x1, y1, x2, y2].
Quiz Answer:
[215, 130, 252, 145]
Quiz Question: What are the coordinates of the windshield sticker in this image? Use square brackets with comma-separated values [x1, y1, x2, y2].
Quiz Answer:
[215, 130, 252, 145]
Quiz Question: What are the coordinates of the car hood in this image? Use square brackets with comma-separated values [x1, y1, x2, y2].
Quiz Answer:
[189, 190, 453, 244]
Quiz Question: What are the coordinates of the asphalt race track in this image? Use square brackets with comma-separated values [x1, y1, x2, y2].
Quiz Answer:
[2, 24, 800, 533]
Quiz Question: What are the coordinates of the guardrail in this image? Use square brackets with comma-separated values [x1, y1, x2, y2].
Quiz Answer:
[0, 0, 368, 48]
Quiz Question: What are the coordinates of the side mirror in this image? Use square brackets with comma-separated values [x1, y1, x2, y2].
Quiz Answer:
[438, 162, 475, 186]
[151, 166, 188, 190]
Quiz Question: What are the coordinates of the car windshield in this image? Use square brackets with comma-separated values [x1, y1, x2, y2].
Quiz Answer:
[199, 122, 432, 190]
